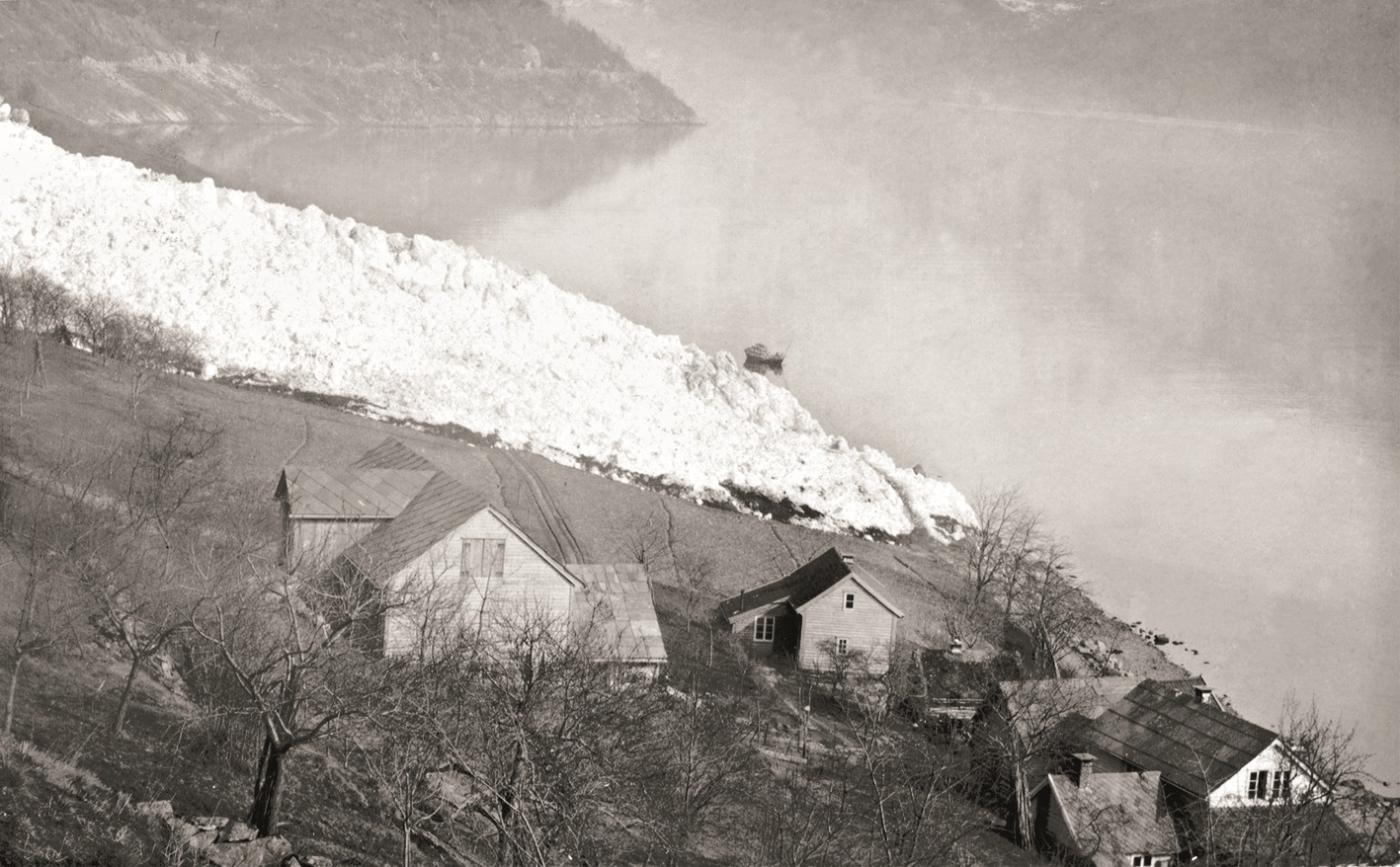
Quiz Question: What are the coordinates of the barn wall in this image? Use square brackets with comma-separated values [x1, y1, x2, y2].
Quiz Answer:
[795, 575, 897, 674]
[382, 509, 575, 656]
[288, 518, 383, 572]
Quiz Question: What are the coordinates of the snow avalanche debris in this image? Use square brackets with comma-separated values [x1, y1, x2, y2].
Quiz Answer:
[0, 122, 976, 540]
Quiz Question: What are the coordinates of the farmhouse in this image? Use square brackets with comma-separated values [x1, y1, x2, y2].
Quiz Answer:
[716, 547, 904, 674]
[1030, 754, 1177, 867]
[274, 439, 667, 676]
[1083, 680, 1322, 810]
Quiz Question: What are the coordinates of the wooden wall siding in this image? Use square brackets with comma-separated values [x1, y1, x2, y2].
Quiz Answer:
[1208, 740, 1320, 808]
[287, 517, 383, 572]
[729, 603, 799, 658]
[382, 508, 575, 656]
[795, 575, 897, 674]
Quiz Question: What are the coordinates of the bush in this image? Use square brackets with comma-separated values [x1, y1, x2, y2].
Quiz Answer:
[0, 268, 204, 374]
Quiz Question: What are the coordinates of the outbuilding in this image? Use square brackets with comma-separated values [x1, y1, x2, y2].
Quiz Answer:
[716, 547, 904, 674]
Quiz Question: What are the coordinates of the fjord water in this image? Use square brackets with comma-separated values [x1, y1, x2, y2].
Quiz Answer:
[137, 0, 1398, 781]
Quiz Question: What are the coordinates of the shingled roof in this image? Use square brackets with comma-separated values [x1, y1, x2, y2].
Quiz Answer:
[276, 467, 436, 519]
[716, 547, 904, 620]
[1043, 770, 1177, 862]
[337, 472, 490, 581]
[352, 438, 439, 471]
[1085, 680, 1278, 797]
[571, 564, 668, 664]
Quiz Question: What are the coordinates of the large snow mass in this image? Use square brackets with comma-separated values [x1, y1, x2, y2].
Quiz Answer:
[0, 119, 976, 539]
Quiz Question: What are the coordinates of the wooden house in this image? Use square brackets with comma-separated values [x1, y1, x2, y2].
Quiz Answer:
[1082, 681, 1324, 810]
[715, 547, 904, 674]
[276, 439, 668, 677]
[1030, 754, 1177, 867]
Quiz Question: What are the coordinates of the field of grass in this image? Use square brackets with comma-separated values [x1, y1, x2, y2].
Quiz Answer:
[0, 0, 695, 129]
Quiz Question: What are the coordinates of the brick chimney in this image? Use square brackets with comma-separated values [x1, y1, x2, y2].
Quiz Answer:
[1070, 753, 1096, 788]
[1194, 685, 1214, 705]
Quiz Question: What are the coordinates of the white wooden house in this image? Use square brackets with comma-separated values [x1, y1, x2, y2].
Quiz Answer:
[716, 548, 904, 674]
[276, 439, 667, 676]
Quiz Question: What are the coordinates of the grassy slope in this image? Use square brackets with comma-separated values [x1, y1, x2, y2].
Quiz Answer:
[0, 0, 695, 128]
[0, 337, 1186, 861]
[1, 337, 1188, 679]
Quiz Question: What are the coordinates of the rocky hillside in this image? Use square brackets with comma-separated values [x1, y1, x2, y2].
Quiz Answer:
[0, 0, 694, 127]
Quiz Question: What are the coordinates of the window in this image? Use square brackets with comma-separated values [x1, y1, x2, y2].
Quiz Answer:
[1247, 770, 1270, 800]
[1132, 857, 1151, 867]
[753, 616, 775, 643]
[462, 538, 506, 580]
[1272, 769, 1293, 801]
[836, 638, 848, 655]
[844, 592, 855, 609]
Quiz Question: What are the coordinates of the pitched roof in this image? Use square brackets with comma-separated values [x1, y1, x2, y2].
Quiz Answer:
[1045, 770, 1177, 860]
[352, 438, 438, 471]
[716, 547, 904, 620]
[276, 467, 436, 519]
[1085, 680, 1278, 797]
[996, 676, 1212, 739]
[571, 564, 668, 664]
[338, 472, 491, 580]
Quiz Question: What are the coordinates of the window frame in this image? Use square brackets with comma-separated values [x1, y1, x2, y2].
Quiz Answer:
[836, 638, 849, 655]
[1247, 769, 1270, 800]
[844, 592, 855, 609]
[462, 537, 506, 581]
[1271, 769, 1293, 801]
[753, 616, 776, 643]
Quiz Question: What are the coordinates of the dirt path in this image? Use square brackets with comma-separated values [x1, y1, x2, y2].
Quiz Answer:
[484, 450, 586, 564]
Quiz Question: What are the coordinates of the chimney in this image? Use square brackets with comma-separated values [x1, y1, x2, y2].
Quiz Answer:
[840, 552, 855, 565]
[1070, 753, 1096, 787]
[1194, 685, 1214, 705]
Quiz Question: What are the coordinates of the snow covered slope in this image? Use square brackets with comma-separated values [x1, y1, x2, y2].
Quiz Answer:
[0, 118, 975, 539]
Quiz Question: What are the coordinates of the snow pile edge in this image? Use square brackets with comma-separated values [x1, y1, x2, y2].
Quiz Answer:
[0, 119, 975, 540]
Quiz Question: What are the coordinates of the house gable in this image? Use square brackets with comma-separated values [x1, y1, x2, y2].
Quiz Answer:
[381, 505, 579, 655]
[1207, 739, 1323, 808]
[795, 573, 900, 673]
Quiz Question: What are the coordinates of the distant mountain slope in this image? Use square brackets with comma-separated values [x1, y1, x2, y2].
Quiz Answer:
[0, 0, 694, 127]
[0, 120, 972, 540]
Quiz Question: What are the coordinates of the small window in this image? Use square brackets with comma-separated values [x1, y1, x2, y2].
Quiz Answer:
[754, 616, 775, 643]
[836, 638, 848, 655]
[1131, 857, 1151, 867]
[462, 538, 506, 580]
[1247, 770, 1270, 800]
[844, 592, 855, 609]
[1272, 769, 1292, 800]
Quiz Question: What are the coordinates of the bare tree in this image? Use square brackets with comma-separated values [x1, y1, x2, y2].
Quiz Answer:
[629, 693, 760, 865]
[188, 542, 406, 837]
[973, 677, 1102, 849]
[1008, 538, 1089, 680]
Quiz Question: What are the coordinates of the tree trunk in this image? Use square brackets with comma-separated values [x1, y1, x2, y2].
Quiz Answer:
[1013, 761, 1033, 849]
[248, 736, 288, 837]
[4, 654, 24, 735]
[111, 654, 142, 736]
[402, 814, 413, 867]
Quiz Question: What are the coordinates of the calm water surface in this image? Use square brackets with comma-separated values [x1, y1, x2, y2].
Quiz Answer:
[132, 0, 1400, 784]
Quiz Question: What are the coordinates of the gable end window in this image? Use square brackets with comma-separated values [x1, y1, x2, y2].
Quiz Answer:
[844, 592, 855, 609]
[462, 538, 506, 580]
[1271, 769, 1292, 800]
[754, 616, 775, 643]
[836, 638, 848, 655]
[1247, 770, 1270, 800]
